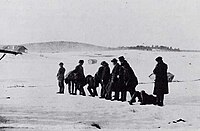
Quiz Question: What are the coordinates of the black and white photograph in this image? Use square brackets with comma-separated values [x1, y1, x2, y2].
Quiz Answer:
[0, 0, 200, 130]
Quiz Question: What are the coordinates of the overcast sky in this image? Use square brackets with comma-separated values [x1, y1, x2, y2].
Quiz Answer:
[0, 0, 200, 49]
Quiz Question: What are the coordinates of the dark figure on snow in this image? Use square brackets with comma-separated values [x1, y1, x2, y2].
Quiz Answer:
[94, 62, 104, 92]
[128, 90, 157, 105]
[153, 56, 169, 106]
[118, 56, 138, 102]
[86, 75, 98, 97]
[99, 61, 110, 98]
[65, 71, 76, 95]
[57, 62, 66, 94]
[105, 58, 122, 100]
[72, 60, 86, 96]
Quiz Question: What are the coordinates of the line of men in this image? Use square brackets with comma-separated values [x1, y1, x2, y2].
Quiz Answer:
[57, 56, 169, 106]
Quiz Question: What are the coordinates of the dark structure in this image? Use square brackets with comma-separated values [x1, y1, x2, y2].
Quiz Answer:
[2, 45, 27, 53]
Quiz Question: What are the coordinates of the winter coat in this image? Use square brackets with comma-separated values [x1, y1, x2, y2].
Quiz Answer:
[110, 63, 123, 91]
[121, 60, 138, 92]
[102, 65, 111, 82]
[72, 64, 85, 85]
[95, 66, 104, 81]
[86, 75, 95, 88]
[153, 62, 169, 95]
[57, 67, 66, 81]
[111, 63, 120, 82]
[65, 71, 76, 84]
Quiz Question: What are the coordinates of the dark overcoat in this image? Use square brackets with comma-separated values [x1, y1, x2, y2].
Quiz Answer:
[122, 61, 138, 92]
[102, 65, 110, 82]
[72, 64, 86, 85]
[94, 66, 104, 87]
[57, 67, 66, 81]
[110, 63, 121, 91]
[153, 62, 169, 95]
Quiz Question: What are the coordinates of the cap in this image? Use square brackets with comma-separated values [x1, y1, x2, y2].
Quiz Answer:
[79, 60, 84, 64]
[118, 56, 125, 61]
[111, 58, 117, 63]
[155, 56, 162, 62]
[59, 62, 64, 65]
[101, 61, 106, 65]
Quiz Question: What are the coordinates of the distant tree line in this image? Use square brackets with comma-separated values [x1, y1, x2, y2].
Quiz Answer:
[117, 45, 180, 52]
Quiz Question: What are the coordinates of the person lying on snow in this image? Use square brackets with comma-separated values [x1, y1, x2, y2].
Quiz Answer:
[128, 90, 157, 105]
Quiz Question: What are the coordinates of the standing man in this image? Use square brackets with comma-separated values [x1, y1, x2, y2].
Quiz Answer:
[105, 58, 120, 100]
[100, 61, 110, 98]
[153, 56, 169, 106]
[119, 56, 138, 102]
[72, 60, 86, 96]
[57, 62, 66, 94]
[94, 61, 104, 91]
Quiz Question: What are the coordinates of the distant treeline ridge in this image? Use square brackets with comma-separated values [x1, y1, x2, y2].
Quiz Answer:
[116, 45, 180, 51]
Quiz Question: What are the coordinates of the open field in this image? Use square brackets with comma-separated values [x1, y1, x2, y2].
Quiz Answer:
[0, 50, 200, 131]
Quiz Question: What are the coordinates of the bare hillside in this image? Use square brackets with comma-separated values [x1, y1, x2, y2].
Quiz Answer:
[22, 41, 108, 53]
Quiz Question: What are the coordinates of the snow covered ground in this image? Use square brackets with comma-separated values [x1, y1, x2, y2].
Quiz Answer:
[0, 50, 200, 131]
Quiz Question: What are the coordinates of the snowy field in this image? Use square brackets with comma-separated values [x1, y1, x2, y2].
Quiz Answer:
[0, 50, 200, 131]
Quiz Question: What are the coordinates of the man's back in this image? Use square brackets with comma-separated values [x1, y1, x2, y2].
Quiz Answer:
[74, 64, 85, 79]
[154, 62, 168, 81]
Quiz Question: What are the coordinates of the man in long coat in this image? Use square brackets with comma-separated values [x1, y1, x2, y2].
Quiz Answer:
[99, 61, 110, 98]
[72, 60, 86, 96]
[57, 62, 66, 94]
[119, 56, 138, 102]
[105, 58, 121, 100]
[153, 56, 169, 106]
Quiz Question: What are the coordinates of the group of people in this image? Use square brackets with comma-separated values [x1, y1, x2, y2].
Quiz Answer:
[57, 56, 169, 106]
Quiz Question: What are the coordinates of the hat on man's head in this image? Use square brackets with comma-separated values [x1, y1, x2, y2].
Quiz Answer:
[79, 60, 84, 64]
[59, 62, 64, 65]
[111, 58, 117, 63]
[118, 56, 125, 61]
[101, 61, 106, 65]
[155, 56, 163, 62]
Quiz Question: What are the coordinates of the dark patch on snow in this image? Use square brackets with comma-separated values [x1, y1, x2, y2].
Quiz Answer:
[91, 122, 101, 129]
[168, 118, 186, 124]
[194, 79, 200, 81]
[6, 97, 10, 99]
[131, 109, 136, 113]
[0, 116, 9, 123]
